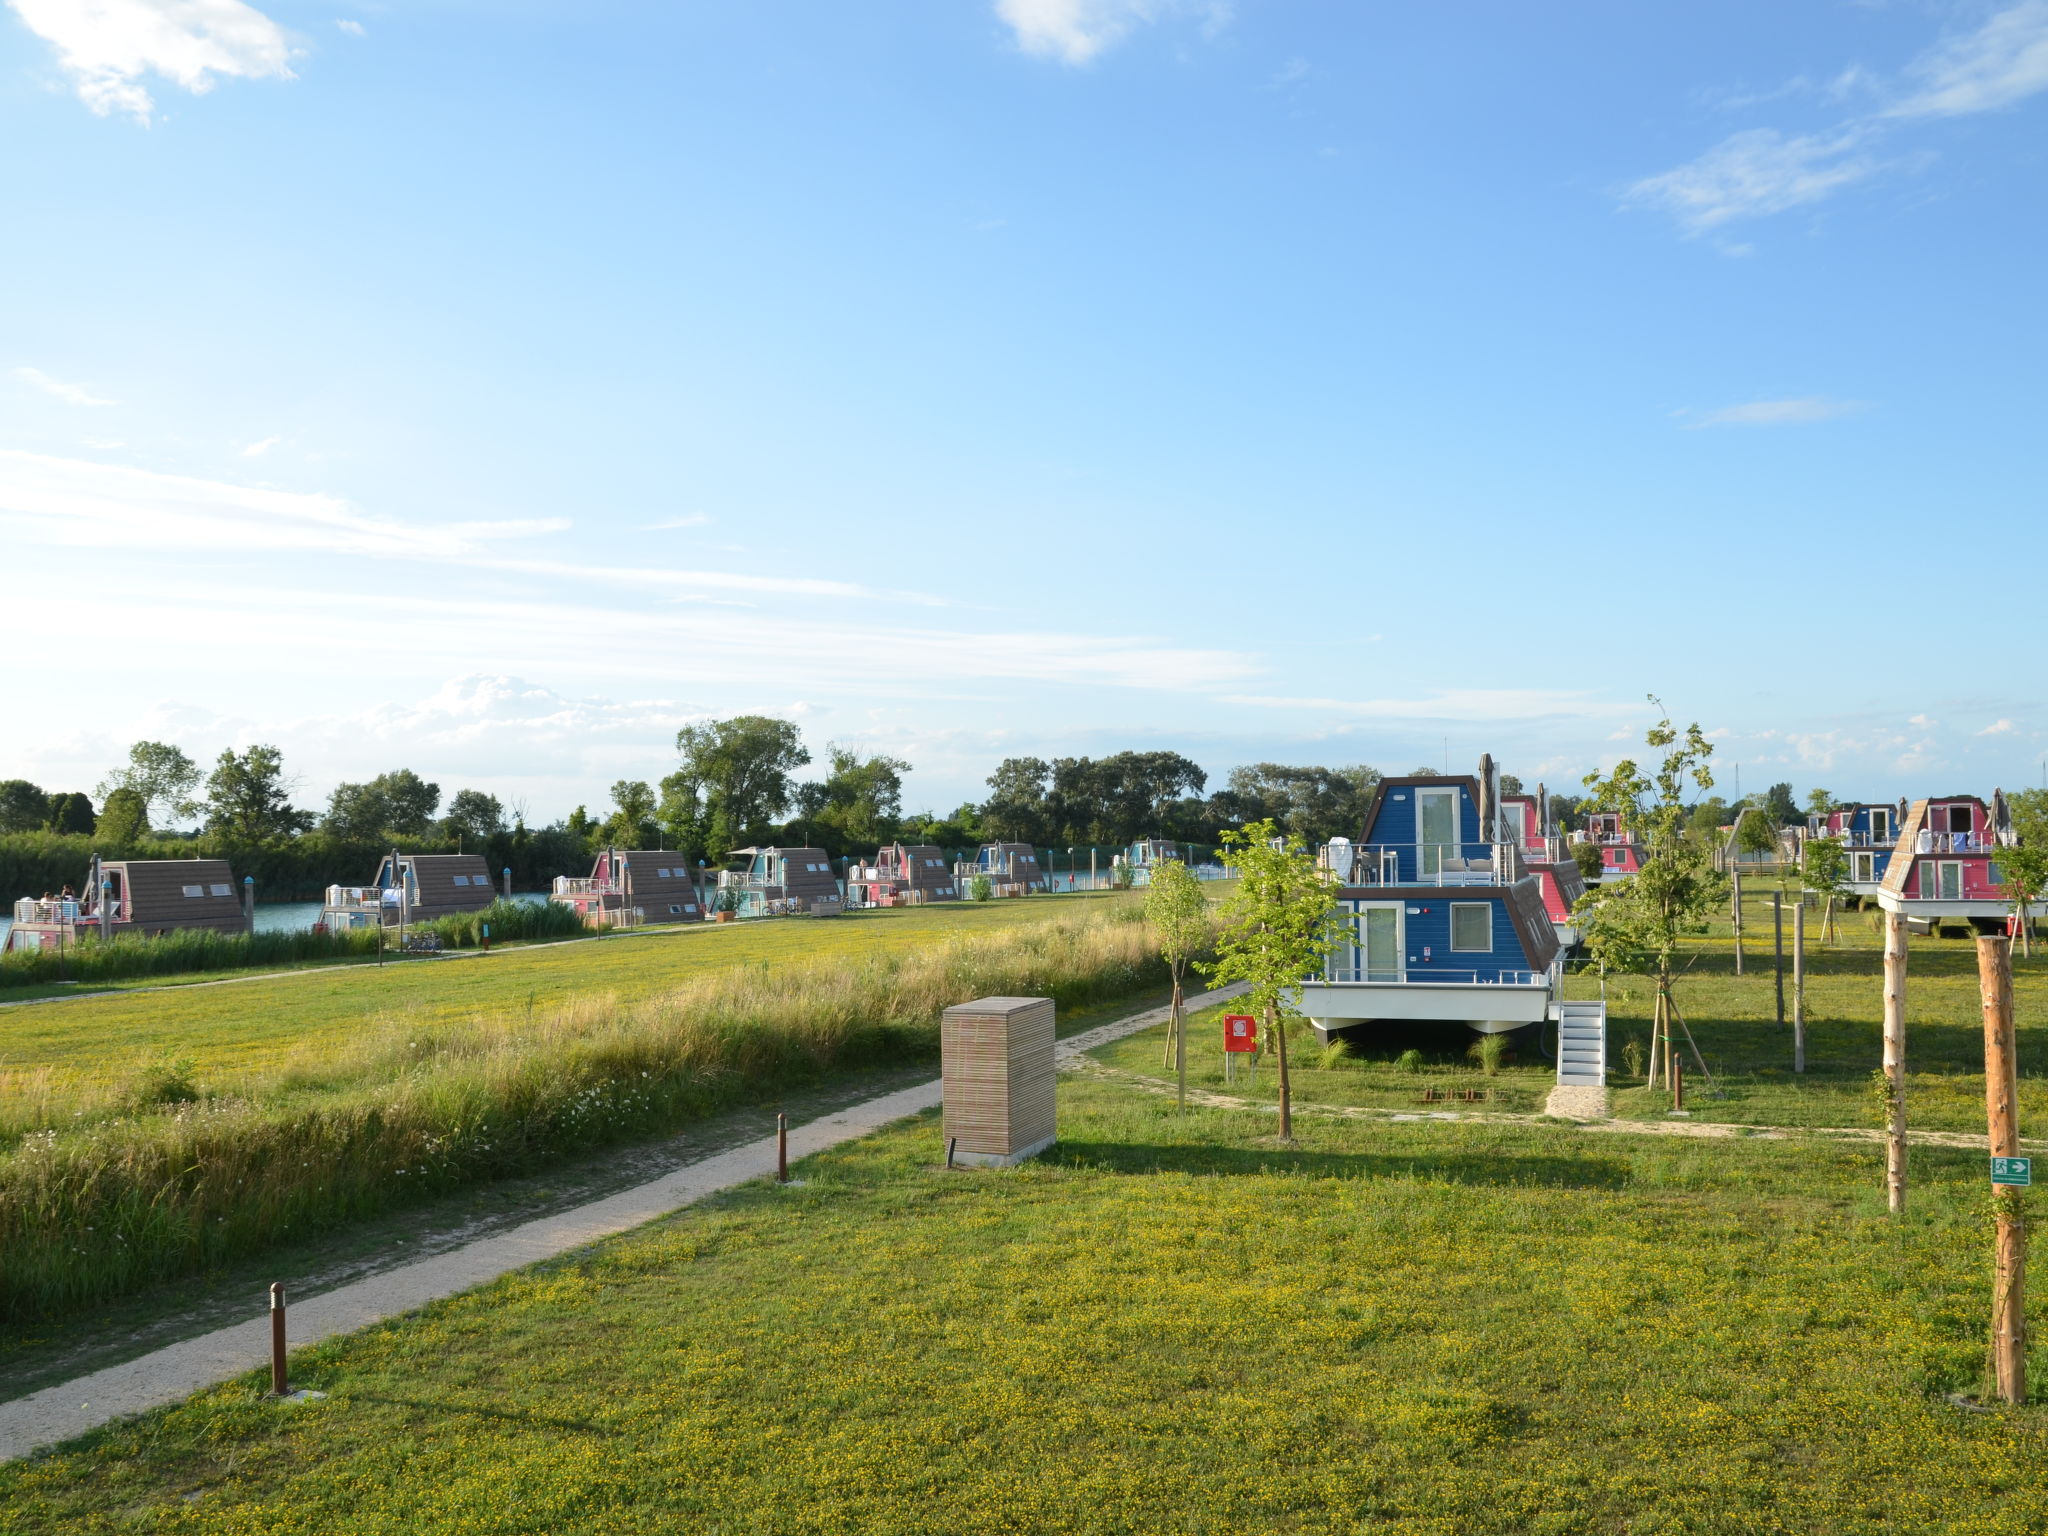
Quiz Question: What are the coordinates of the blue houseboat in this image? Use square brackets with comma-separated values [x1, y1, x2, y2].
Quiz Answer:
[1806, 800, 1906, 898]
[1303, 767, 1562, 1040]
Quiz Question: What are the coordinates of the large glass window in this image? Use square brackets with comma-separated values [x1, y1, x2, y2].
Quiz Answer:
[1450, 902, 1492, 952]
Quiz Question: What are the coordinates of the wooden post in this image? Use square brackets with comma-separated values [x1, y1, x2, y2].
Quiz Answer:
[1270, 1002, 1292, 1140]
[1792, 899, 1806, 1074]
[1883, 910, 1908, 1215]
[776, 1112, 788, 1183]
[269, 1282, 289, 1397]
[1979, 935, 2025, 1404]
[1174, 980, 1187, 1112]
[1773, 891, 1785, 1028]
[1732, 866, 1744, 975]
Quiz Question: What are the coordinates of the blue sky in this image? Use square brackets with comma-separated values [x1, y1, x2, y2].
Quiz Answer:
[2, 0, 2044, 822]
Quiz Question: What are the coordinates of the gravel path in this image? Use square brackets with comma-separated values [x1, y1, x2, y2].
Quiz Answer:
[0, 983, 1246, 1464]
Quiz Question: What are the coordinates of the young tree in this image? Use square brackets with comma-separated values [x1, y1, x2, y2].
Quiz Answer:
[0, 779, 49, 833]
[95, 786, 148, 845]
[1805, 787, 1839, 817]
[204, 745, 311, 842]
[1572, 703, 1722, 1092]
[1144, 858, 1211, 1110]
[2000, 789, 2048, 958]
[1198, 818, 1350, 1141]
[1801, 834, 1848, 945]
[96, 741, 201, 827]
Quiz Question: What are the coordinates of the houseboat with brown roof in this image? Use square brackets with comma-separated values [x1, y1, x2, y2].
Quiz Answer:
[321, 852, 499, 929]
[846, 844, 958, 907]
[716, 847, 843, 918]
[953, 842, 1047, 896]
[5, 855, 247, 952]
[552, 849, 704, 927]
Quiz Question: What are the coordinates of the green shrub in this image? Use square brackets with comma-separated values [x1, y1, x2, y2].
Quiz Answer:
[1395, 1048, 1426, 1074]
[1468, 1033, 1510, 1075]
[1318, 1038, 1353, 1071]
[968, 874, 993, 902]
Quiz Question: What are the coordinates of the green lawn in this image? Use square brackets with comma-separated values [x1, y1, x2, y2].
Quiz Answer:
[8, 1073, 2047, 1534]
[0, 894, 1120, 1109]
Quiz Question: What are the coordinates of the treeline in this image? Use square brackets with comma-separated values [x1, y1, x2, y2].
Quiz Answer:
[2, 721, 1597, 906]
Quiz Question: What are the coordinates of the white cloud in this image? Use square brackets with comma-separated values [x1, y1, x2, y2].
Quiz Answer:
[7, 0, 293, 124]
[1683, 397, 1867, 428]
[240, 434, 281, 457]
[334, 17, 362, 37]
[1216, 688, 1632, 723]
[13, 366, 114, 406]
[994, 0, 1228, 66]
[1980, 719, 2017, 736]
[1636, 4, 2048, 235]
[1626, 127, 1881, 233]
[1891, 1, 2048, 119]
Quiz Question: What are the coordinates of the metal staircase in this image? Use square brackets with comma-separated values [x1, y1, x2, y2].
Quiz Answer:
[1554, 1001, 1607, 1086]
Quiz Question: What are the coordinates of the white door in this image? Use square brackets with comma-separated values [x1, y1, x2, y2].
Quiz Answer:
[1869, 808, 1892, 843]
[1502, 801, 1527, 847]
[1418, 788, 1458, 879]
[1357, 902, 1403, 981]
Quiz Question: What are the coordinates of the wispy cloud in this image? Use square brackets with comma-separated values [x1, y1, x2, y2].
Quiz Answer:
[334, 18, 363, 38]
[1216, 688, 1632, 723]
[1632, 2, 2048, 235]
[1980, 719, 2017, 736]
[1890, 0, 2048, 118]
[994, 0, 1230, 66]
[240, 434, 282, 457]
[1680, 396, 1867, 428]
[6, 0, 294, 124]
[13, 366, 114, 407]
[1626, 127, 1882, 233]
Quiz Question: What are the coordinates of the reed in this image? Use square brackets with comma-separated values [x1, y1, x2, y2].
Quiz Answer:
[0, 924, 384, 990]
[0, 905, 1173, 1322]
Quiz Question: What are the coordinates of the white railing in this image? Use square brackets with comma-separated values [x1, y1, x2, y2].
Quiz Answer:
[1315, 966, 1549, 987]
[552, 876, 607, 897]
[1319, 843, 1531, 888]
[324, 885, 400, 911]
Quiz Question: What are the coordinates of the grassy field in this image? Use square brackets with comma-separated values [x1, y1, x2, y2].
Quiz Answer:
[0, 898, 1179, 1323]
[8, 1072, 2047, 1534]
[0, 894, 1121, 1117]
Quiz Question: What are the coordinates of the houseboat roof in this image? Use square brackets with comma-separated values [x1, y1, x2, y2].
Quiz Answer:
[107, 859, 244, 921]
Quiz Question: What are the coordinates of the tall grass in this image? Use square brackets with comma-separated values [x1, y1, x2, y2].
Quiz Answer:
[415, 897, 588, 948]
[0, 905, 1175, 1322]
[0, 925, 385, 990]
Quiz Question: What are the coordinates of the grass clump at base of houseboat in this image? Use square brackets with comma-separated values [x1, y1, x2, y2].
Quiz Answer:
[0, 905, 1173, 1324]
[7, 1075, 2047, 1535]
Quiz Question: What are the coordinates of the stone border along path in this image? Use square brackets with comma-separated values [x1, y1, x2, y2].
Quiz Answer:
[0, 982, 1248, 1464]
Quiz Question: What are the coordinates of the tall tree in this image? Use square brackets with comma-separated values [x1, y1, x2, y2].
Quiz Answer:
[0, 780, 49, 834]
[661, 716, 810, 861]
[1805, 787, 1840, 817]
[442, 789, 506, 845]
[1144, 859, 1211, 1110]
[1224, 763, 1379, 845]
[981, 757, 1052, 844]
[205, 745, 311, 842]
[1761, 781, 1800, 825]
[96, 741, 201, 827]
[601, 780, 659, 848]
[1573, 703, 1721, 1093]
[811, 747, 910, 851]
[46, 793, 96, 835]
[95, 787, 149, 845]
[324, 769, 441, 840]
[1199, 817, 1349, 1142]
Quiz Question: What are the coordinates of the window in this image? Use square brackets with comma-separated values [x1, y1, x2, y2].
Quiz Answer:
[1851, 852, 1875, 883]
[1989, 862, 2005, 889]
[209, 883, 232, 896]
[181, 884, 204, 897]
[1609, 849, 1625, 865]
[1450, 902, 1492, 953]
[669, 904, 683, 914]
[452, 875, 469, 886]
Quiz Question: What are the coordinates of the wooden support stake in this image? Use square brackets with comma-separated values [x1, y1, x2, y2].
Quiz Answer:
[1732, 866, 1744, 976]
[1792, 900, 1806, 1074]
[1883, 910, 1908, 1215]
[1773, 891, 1785, 1029]
[776, 1113, 788, 1183]
[269, 1282, 289, 1397]
[1980, 935, 2025, 1404]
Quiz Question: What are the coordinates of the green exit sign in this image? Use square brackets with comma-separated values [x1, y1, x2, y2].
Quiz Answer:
[1992, 1156, 2032, 1187]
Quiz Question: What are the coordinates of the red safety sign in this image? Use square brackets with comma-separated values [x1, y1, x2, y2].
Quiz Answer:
[1223, 1014, 1257, 1052]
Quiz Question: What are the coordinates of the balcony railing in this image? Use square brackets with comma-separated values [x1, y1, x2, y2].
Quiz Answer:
[1909, 831, 1999, 854]
[1320, 842, 1532, 888]
[552, 876, 609, 897]
[11, 897, 127, 924]
[324, 885, 402, 911]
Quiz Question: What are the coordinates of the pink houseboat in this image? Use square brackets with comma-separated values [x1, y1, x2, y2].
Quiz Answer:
[1876, 793, 2038, 933]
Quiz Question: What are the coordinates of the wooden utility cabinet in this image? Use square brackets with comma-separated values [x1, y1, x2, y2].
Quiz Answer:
[941, 995, 1056, 1168]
